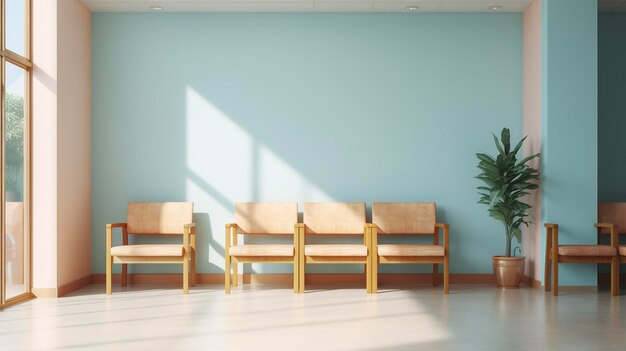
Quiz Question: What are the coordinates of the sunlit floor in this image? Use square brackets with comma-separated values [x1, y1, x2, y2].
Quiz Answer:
[1, 284, 624, 350]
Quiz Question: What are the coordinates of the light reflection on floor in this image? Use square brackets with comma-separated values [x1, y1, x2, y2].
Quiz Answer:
[1, 284, 624, 350]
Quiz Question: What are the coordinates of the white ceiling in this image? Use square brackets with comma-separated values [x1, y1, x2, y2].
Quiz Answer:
[81, 0, 626, 13]
[81, 0, 533, 13]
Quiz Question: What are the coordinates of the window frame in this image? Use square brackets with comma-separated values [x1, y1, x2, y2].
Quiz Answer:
[0, 0, 32, 309]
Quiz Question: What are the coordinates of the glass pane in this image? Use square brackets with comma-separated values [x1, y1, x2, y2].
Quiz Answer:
[5, 62, 26, 299]
[6, 0, 27, 57]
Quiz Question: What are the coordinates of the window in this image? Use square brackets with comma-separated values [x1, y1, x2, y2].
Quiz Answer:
[1, 0, 31, 308]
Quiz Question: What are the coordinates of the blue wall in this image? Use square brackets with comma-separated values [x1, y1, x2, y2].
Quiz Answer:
[92, 13, 523, 275]
[599, 14, 626, 202]
[541, 0, 598, 285]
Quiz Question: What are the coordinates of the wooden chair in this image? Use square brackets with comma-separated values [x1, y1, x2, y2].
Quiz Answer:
[106, 202, 196, 294]
[369, 202, 450, 294]
[298, 202, 371, 293]
[598, 202, 626, 289]
[225, 202, 299, 293]
[544, 222, 619, 296]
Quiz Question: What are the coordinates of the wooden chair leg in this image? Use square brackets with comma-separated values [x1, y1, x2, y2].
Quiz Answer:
[543, 252, 550, 291]
[232, 262, 239, 288]
[552, 257, 559, 296]
[105, 255, 112, 295]
[225, 256, 231, 294]
[183, 254, 189, 294]
[544, 229, 552, 292]
[293, 258, 299, 293]
[299, 257, 305, 293]
[366, 261, 371, 294]
[611, 257, 619, 297]
[371, 256, 378, 294]
[433, 264, 439, 287]
[121, 264, 128, 287]
[443, 256, 449, 294]
[190, 251, 197, 287]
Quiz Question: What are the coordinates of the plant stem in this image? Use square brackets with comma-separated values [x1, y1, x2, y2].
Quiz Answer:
[505, 227, 512, 257]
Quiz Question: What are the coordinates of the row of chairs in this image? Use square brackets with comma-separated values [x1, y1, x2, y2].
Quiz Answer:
[104, 201, 626, 296]
[225, 202, 449, 294]
[104, 201, 449, 295]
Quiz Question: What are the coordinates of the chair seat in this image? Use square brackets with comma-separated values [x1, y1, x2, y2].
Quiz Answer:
[305, 244, 367, 257]
[378, 244, 444, 257]
[229, 245, 294, 257]
[619, 246, 626, 256]
[110, 244, 184, 257]
[558, 245, 617, 257]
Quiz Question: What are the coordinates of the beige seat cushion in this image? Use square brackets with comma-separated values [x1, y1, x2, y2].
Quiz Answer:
[558, 245, 617, 257]
[619, 246, 626, 256]
[378, 244, 444, 257]
[229, 245, 294, 257]
[305, 244, 367, 257]
[110, 245, 184, 257]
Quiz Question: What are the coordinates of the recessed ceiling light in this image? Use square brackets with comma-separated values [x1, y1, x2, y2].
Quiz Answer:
[405, 5, 419, 12]
[150, 5, 163, 11]
[489, 5, 504, 11]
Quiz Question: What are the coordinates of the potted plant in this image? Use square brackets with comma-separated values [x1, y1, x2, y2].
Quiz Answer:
[476, 128, 540, 288]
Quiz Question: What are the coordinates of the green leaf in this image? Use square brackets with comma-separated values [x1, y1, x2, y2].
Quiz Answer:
[510, 136, 527, 156]
[492, 133, 504, 155]
[501, 128, 511, 154]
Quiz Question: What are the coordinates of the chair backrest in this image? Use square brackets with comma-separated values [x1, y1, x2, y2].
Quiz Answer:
[598, 202, 626, 234]
[127, 202, 193, 235]
[303, 202, 366, 234]
[235, 202, 298, 234]
[372, 202, 436, 234]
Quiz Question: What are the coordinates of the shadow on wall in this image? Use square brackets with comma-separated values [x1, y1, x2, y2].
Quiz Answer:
[91, 13, 523, 276]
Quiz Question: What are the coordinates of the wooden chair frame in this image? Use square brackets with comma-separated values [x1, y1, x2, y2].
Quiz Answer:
[368, 223, 449, 294]
[105, 222, 196, 295]
[544, 223, 619, 296]
[225, 223, 299, 294]
[297, 223, 372, 293]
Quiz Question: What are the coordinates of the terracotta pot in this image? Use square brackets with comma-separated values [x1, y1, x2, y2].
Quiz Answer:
[492, 256, 525, 289]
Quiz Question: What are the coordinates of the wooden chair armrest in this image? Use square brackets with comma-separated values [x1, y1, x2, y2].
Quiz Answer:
[184, 223, 196, 235]
[595, 223, 619, 247]
[435, 223, 450, 250]
[225, 223, 237, 228]
[105, 223, 128, 253]
[544, 223, 558, 253]
[594, 223, 616, 229]
[106, 223, 127, 229]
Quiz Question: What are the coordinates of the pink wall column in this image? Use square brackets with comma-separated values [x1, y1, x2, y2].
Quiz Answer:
[32, 0, 92, 297]
[32, 0, 59, 296]
[57, 0, 93, 291]
[522, 0, 542, 285]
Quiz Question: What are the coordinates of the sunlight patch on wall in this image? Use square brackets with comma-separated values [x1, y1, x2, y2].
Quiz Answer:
[257, 144, 333, 202]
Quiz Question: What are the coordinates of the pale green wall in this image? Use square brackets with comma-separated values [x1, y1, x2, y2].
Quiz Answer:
[92, 13, 523, 274]
[541, 0, 598, 285]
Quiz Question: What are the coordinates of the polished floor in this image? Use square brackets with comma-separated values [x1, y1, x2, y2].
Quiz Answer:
[1, 284, 624, 350]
